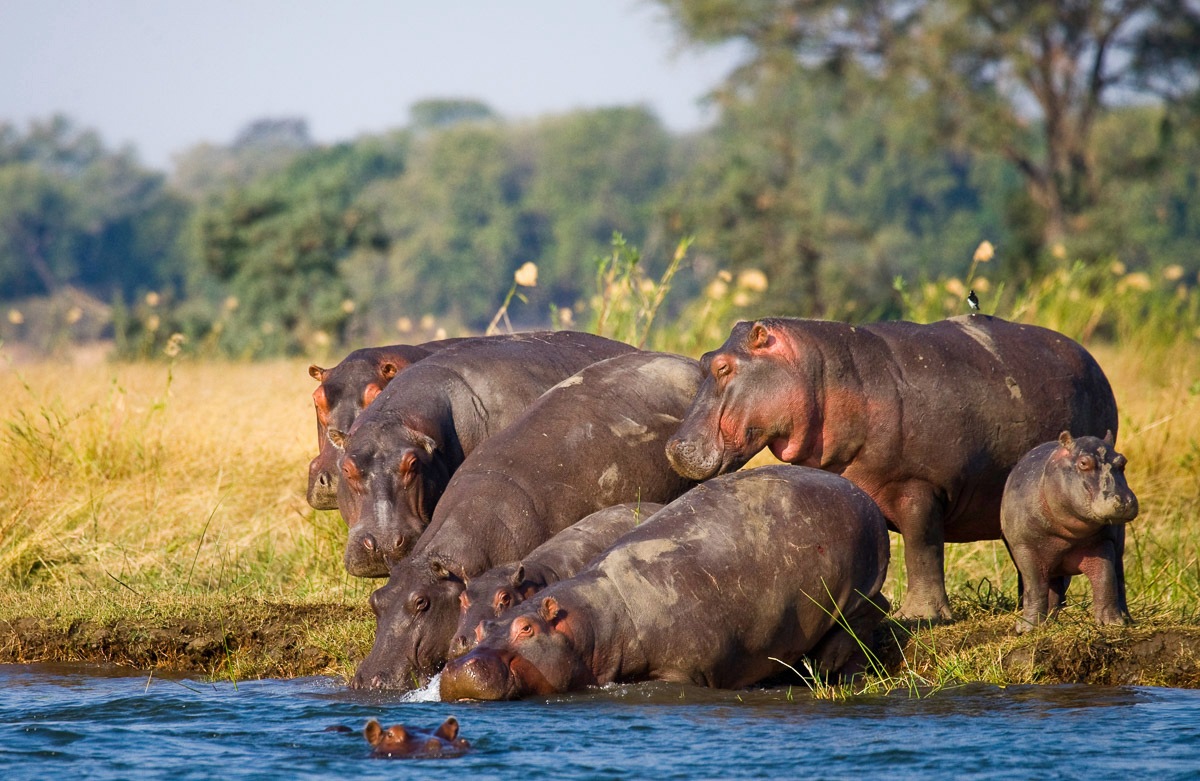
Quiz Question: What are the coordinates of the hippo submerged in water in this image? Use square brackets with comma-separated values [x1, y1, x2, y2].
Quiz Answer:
[1002, 431, 1139, 632]
[362, 716, 470, 758]
[351, 352, 702, 690]
[439, 465, 891, 700]
[665, 315, 1118, 621]
[337, 331, 635, 576]
[448, 501, 661, 659]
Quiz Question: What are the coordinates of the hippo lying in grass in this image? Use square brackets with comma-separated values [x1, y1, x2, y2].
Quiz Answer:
[448, 501, 662, 659]
[308, 341, 461, 510]
[1002, 431, 1139, 633]
[665, 315, 1118, 621]
[363, 716, 469, 758]
[439, 465, 890, 700]
[351, 352, 702, 690]
[337, 331, 635, 577]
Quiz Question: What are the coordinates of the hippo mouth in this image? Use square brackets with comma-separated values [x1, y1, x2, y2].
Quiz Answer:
[439, 649, 524, 701]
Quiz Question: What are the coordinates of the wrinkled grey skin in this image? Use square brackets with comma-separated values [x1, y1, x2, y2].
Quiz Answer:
[308, 343, 448, 511]
[338, 331, 635, 577]
[665, 315, 1118, 622]
[1001, 431, 1139, 633]
[448, 501, 662, 659]
[351, 352, 703, 689]
[440, 466, 891, 701]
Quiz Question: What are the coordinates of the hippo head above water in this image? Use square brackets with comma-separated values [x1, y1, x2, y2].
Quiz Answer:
[363, 716, 470, 758]
[448, 563, 541, 660]
[665, 320, 813, 481]
[351, 553, 467, 690]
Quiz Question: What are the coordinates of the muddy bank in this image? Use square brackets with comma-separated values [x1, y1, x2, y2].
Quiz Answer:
[1, 603, 1198, 689]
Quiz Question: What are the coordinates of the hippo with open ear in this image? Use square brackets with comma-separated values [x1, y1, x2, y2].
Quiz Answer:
[350, 352, 702, 690]
[337, 331, 635, 577]
[308, 342, 462, 510]
[362, 716, 469, 759]
[448, 501, 662, 660]
[1002, 430, 1139, 633]
[439, 465, 891, 700]
[665, 315, 1118, 621]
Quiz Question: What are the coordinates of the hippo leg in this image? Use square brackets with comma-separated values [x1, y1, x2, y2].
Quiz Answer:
[1079, 539, 1131, 626]
[809, 593, 891, 680]
[892, 488, 954, 622]
[1010, 543, 1050, 633]
[1046, 576, 1070, 617]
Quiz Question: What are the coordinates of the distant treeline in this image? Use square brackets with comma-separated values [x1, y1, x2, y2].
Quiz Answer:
[3, 1, 1200, 358]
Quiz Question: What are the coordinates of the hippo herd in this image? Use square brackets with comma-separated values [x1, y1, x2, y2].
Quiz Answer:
[306, 314, 1139, 700]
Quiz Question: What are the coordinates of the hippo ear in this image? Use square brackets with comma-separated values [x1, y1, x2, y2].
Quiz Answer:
[430, 556, 465, 583]
[747, 322, 771, 350]
[539, 596, 561, 623]
[435, 717, 459, 741]
[363, 719, 383, 746]
[399, 449, 422, 488]
[1057, 431, 1074, 449]
[379, 361, 399, 380]
[327, 428, 348, 449]
[508, 564, 526, 589]
[1103, 429, 1115, 445]
[362, 382, 384, 407]
[309, 364, 326, 382]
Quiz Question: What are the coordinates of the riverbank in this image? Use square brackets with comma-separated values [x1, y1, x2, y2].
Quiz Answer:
[1, 593, 1197, 690]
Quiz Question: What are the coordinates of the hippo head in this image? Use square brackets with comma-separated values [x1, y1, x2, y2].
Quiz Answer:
[351, 554, 467, 690]
[1047, 431, 1139, 525]
[440, 596, 592, 701]
[363, 716, 469, 759]
[338, 420, 450, 578]
[307, 352, 411, 511]
[448, 564, 541, 660]
[666, 320, 816, 480]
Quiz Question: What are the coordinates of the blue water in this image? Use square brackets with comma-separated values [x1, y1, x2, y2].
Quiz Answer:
[1, 664, 1198, 780]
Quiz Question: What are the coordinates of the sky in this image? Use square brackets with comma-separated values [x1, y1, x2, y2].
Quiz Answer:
[1, 0, 744, 170]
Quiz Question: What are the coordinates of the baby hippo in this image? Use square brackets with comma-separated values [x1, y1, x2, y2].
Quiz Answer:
[363, 716, 469, 758]
[1001, 431, 1139, 633]
[447, 502, 662, 659]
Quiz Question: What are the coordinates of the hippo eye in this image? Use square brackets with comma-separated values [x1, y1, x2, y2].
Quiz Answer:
[410, 595, 430, 614]
[714, 361, 731, 378]
[496, 591, 512, 610]
[513, 619, 535, 639]
[1077, 456, 1095, 471]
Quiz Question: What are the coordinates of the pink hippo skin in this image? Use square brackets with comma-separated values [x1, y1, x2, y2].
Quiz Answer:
[350, 352, 701, 690]
[362, 716, 469, 758]
[439, 466, 891, 700]
[336, 331, 635, 577]
[664, 315, 1118, 621]
[1001, 431, 1138, 633]
[447, 501, 662, 660]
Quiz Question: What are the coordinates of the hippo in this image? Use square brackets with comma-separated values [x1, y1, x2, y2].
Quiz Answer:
[664, 315, 1118, 621]
[338, 331, 635, 576]
[1001, 431, 1139, 633]
[308, 343, 443, 510]
[439, 465, 891, 700]
[351, 351, 703, 689]
[363, 716, 469, 758]
[448, 501, 663, 659]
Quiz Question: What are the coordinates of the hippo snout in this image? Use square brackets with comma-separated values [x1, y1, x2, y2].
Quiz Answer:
[664, 435, 722, 481]
[440, 653, 510, 701]
[306, 460, 340, 510]
[447, 633, 473, 660]
[344, 529, 389, 578]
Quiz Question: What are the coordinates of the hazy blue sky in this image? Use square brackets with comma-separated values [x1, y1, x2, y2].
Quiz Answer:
[1, 0, 743, 170]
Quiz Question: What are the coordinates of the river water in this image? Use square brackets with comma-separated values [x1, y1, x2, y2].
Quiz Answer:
[1, 663, 1198, 780]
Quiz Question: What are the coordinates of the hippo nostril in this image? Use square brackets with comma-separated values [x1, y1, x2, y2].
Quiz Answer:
[317, 471, 333, 489]
[361, 534, 376, 552]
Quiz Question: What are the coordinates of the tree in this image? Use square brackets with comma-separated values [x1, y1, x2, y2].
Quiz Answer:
[409, 99, 498, 131]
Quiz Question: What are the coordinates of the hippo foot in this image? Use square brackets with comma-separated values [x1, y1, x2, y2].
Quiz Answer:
[1094, 608, 1133, 627]
[1014, 615, 1042, 634]
[895, 595, 955, 624]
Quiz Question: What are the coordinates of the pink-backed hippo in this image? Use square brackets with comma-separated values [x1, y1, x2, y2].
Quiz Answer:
[664, 315, 1118, 621]
[363, 716, 469, 758]
[350, 352, 703, 689]
[308, 342, 465, 510]
[1002, 431, 1138, 633]
[448, 501, 663, 660]
[439, 465, 891, 700]
[337, 331, 635, 577]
